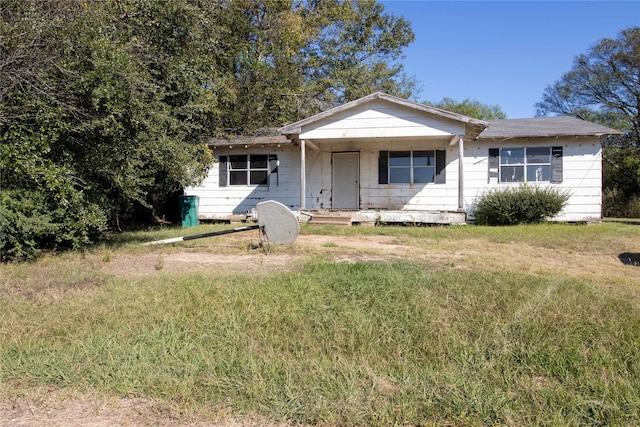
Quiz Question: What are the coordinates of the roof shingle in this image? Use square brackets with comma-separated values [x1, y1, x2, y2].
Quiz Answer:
[479, 116, 621, 139]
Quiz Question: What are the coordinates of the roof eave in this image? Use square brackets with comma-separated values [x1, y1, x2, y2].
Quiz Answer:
[206, 134, 292, 148]
[478, 131, 623, 140]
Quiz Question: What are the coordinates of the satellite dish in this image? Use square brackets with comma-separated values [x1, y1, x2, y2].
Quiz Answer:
[144, 200, 299, 246]
[256, 200, 299, 245]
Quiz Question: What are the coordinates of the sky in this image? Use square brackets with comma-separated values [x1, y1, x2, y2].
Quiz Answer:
[378, 1, 640, 118]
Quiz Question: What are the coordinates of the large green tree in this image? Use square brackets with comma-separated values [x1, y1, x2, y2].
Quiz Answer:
[1, 0, 218, 259]
[298, 0, 415, 113]
[535, 27, 640, 216]
[58, 0, 219, 222]
[1, 0, 415, 260]
[1, 0, 108, 260]
[211, 0, 416, 132]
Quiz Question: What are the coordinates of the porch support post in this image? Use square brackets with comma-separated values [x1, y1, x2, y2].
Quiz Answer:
[458, 136, 464, 210]
[300, 139, 306, 210]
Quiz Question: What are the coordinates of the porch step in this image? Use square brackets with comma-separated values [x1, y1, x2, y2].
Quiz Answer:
[308, 215, 352, 226]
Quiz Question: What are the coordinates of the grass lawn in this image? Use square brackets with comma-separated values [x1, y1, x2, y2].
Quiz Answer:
[1, 223, 639, 426]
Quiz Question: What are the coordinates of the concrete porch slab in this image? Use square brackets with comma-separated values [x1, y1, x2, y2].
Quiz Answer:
[298, 210, 467, 225]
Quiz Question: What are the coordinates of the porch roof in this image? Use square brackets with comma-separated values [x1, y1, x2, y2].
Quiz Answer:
[279, 92, 489, 141]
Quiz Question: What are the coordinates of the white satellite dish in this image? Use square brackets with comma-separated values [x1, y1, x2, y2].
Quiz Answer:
[256, 200, 299, 245]
[145, 200, 299, 246]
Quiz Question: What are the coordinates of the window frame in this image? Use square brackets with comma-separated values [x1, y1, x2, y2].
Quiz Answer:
[388, 150, 437, 184]
[499, 147, 552, 183]
[220, 154, 277, 187]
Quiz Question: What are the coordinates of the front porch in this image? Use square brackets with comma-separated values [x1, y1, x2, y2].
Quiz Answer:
[278, 92, 490, 217]
[300, 209, 467, 226]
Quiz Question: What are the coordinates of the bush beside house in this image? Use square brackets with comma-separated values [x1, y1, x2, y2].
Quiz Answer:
[473, 185, 571, 225]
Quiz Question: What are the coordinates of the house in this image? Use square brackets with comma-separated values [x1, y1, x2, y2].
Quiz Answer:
[185, 92, 621, 224]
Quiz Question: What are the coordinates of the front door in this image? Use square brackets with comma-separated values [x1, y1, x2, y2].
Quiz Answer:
[332, 152, 359, 209]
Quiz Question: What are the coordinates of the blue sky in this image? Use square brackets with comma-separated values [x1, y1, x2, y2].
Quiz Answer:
[379, 1, 640, 118]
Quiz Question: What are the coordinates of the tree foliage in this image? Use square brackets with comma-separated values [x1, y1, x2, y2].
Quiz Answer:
[1, 0, 415, 260]
[211, 0, 416, 130]
[428, 97, 506, 120]
[535, 27, 640, 216]
[298, 0, 416, 111]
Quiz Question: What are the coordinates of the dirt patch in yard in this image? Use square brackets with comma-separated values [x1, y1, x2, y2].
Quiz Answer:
[94, 232, 640, 288]
[102, 252, 297, 277]
[99, 234, 412, 278]
[1, 388, 294, 427]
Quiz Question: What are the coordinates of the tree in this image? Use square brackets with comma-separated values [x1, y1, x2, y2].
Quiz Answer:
[535, 27, 640, 216]
[1, 0, 216, 259]
[428, 97, 506, 120]
[298, 0, 415, 115]
[0, 0, 108, 260]
[57, 0, 218, 222]
[211, 0, 416, 133]
[208, 0, 310, 133]
[1, 0, 416, 260]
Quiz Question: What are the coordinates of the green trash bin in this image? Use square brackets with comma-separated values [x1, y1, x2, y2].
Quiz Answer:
[178, 195, 199, 228]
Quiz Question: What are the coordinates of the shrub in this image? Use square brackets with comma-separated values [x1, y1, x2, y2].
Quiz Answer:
[0, 188, 106, 263]
[473, 185, 571, 226]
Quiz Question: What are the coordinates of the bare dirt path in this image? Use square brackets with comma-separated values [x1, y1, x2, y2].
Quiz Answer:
[1, 390, 289, 427]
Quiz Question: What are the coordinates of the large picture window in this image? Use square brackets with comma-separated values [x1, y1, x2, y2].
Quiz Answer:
[500, 147, 552, 183]
[218, 154, 278, 187]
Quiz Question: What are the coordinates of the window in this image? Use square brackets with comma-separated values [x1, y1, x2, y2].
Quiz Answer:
[218, 154, 277, 187]
[388, 151, 435, 184]
[525, 147, 552, 182]
[489, 147, 562, 183]
[499, 148, 523, 182]
[379, 150, 445, 184]
[500, 147, 550, 183]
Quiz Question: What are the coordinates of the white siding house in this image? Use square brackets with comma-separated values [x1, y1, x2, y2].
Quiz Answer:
[186, 92, 620, 224]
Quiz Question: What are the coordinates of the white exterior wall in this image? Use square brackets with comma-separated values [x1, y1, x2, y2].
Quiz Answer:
[186, 136, 602, 222]
[187, 100, 468, 219]
[185, 146, 302, 220]
[464, 137, 602, 222]
[296, 100, 465, 212]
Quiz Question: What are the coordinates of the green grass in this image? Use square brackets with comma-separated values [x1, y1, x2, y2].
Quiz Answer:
[304, 221, 639, 256]
[2, 224, 640, 426]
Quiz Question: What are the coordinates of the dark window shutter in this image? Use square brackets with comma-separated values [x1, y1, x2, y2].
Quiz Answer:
[551, 146, 563, 183]
[379, 151, 388, 184]
[488, 148, 499, 182]
[268, 154, 278, 187]
[218, 155, 228, 187]
[435, 150, 446, 184]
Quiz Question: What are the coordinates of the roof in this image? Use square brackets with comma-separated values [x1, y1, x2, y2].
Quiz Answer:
[279, 91, 489, 140]
[206, 129, 291, 147]
[479, 116, 622, 139]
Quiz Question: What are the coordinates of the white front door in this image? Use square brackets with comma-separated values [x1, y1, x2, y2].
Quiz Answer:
[332, 152, 359, 209]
